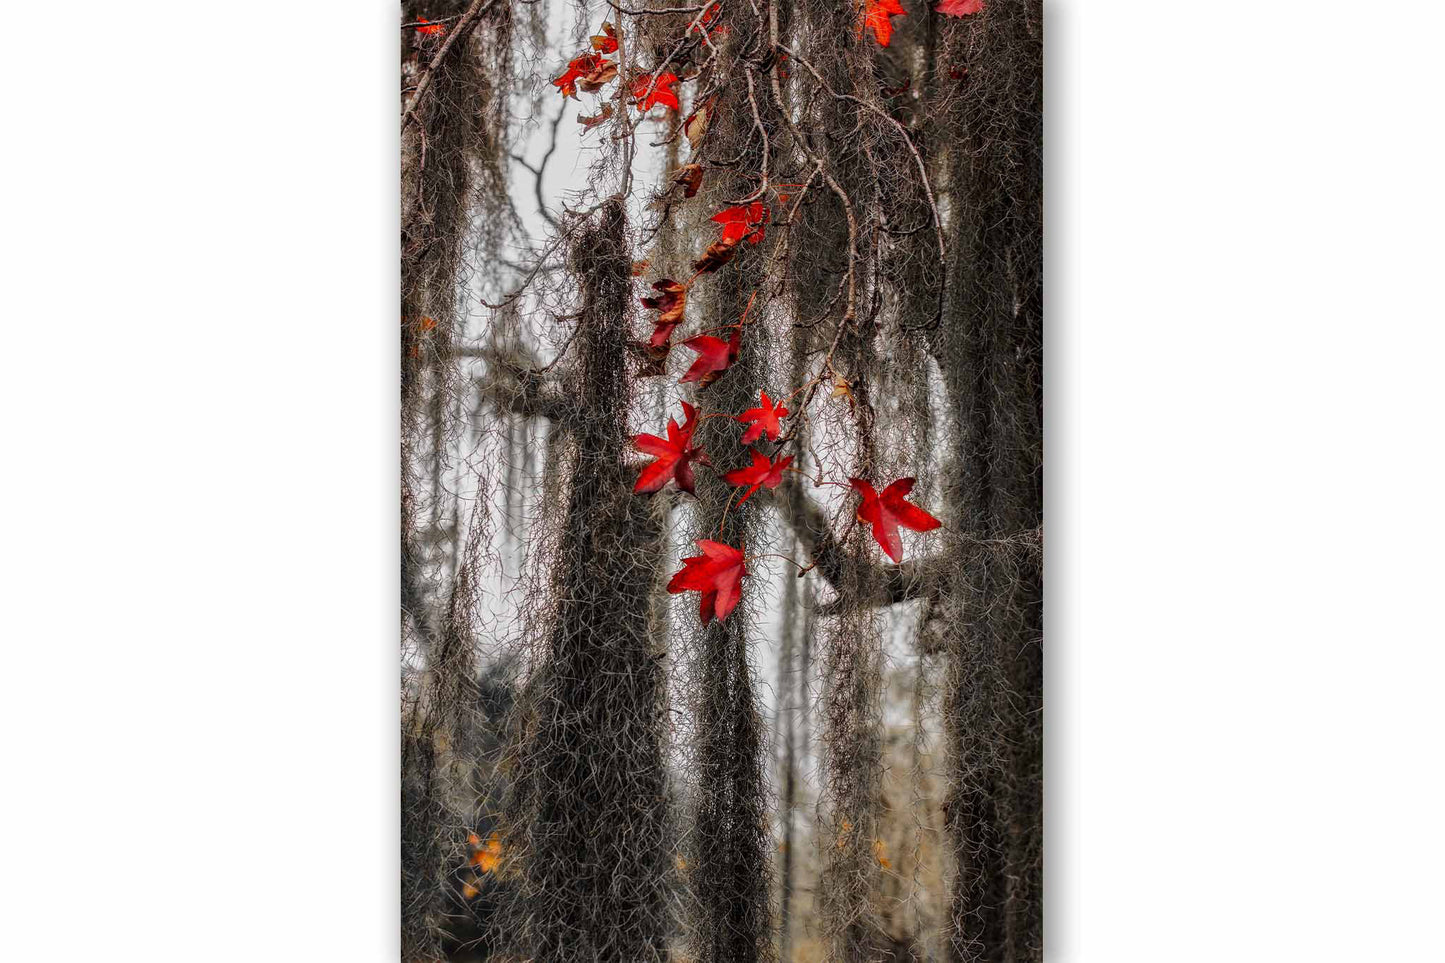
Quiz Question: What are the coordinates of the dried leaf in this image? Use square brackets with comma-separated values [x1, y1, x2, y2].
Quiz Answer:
[873, 838, 892, 869]
[579, 61, 619, 93]
[639, 278, 688, 349]
[590, 21, 619, 53]
[692, 234, 739, 273]
[684, 101, 712, 151]
[674, 163, 705, 198]
[578, 103, 615, 130]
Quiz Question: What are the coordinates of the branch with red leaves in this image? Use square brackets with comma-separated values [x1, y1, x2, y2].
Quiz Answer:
[401, 0, 500, 133]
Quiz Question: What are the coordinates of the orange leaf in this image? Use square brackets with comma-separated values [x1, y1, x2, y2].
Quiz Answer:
[578, 103, 615, 130]
[861, 0, 907, 47]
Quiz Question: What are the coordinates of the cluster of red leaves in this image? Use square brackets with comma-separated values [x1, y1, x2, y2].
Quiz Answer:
[414, 17, 446, 36]
[689, 6, 728, 39]
[848, 477, 942, 563]
[667, 540, 747, 624]
[553, 52, 617, 100]
[862, 0, 907, 47]
[634, 401, 709, 495]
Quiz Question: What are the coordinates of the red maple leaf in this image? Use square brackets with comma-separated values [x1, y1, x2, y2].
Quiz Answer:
[667, 540, 748, 625]
[415, 17, 446, 36]
[935, 0, 983, 15]
[736, 390, 789, 445]
[861, 0, 907, 47]
[634, 401, 708, 494]
[723, 450, 794, 506]
[633, 72, 681, 112]
[711, 202, 769, 245]
[679, 330, 741, 387]
[848, 477, 942, 563]
[553, 53, 610, 100]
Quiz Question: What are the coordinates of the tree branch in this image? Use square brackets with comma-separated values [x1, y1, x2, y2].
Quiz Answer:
[401, 0, 499, 133]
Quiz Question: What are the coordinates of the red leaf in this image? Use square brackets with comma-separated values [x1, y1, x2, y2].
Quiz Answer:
[590, 22, 620, 53]
[640, 278, 688, 349]
[723, 449, 794, 506]
[679, 330, 741, 387]
[634, 401, 708, 494]
[415, 17, 446, 36]
[861, 0, 907, 47]
[935, 0, 983, 15]
[633, 72, 680, 112]
[667, 539, 748, 624]
[848, 477, 942, 563]
[736, 390, 789, 445]
[553, 53, 610, 100]
[710, 202, 770, 245]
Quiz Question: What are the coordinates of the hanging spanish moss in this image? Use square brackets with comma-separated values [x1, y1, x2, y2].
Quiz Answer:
[498, 200, 677, 962]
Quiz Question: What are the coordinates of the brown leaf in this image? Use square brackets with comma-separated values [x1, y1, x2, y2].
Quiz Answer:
[640, 278, 688, 348]
[684, 100, 712, 151]
[579, 61, 619, 93]
[692, 234, 739, 273]
[578, 103, 615, 129]
[631, 259, 651, 277]
[674, 163, 704, 198]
